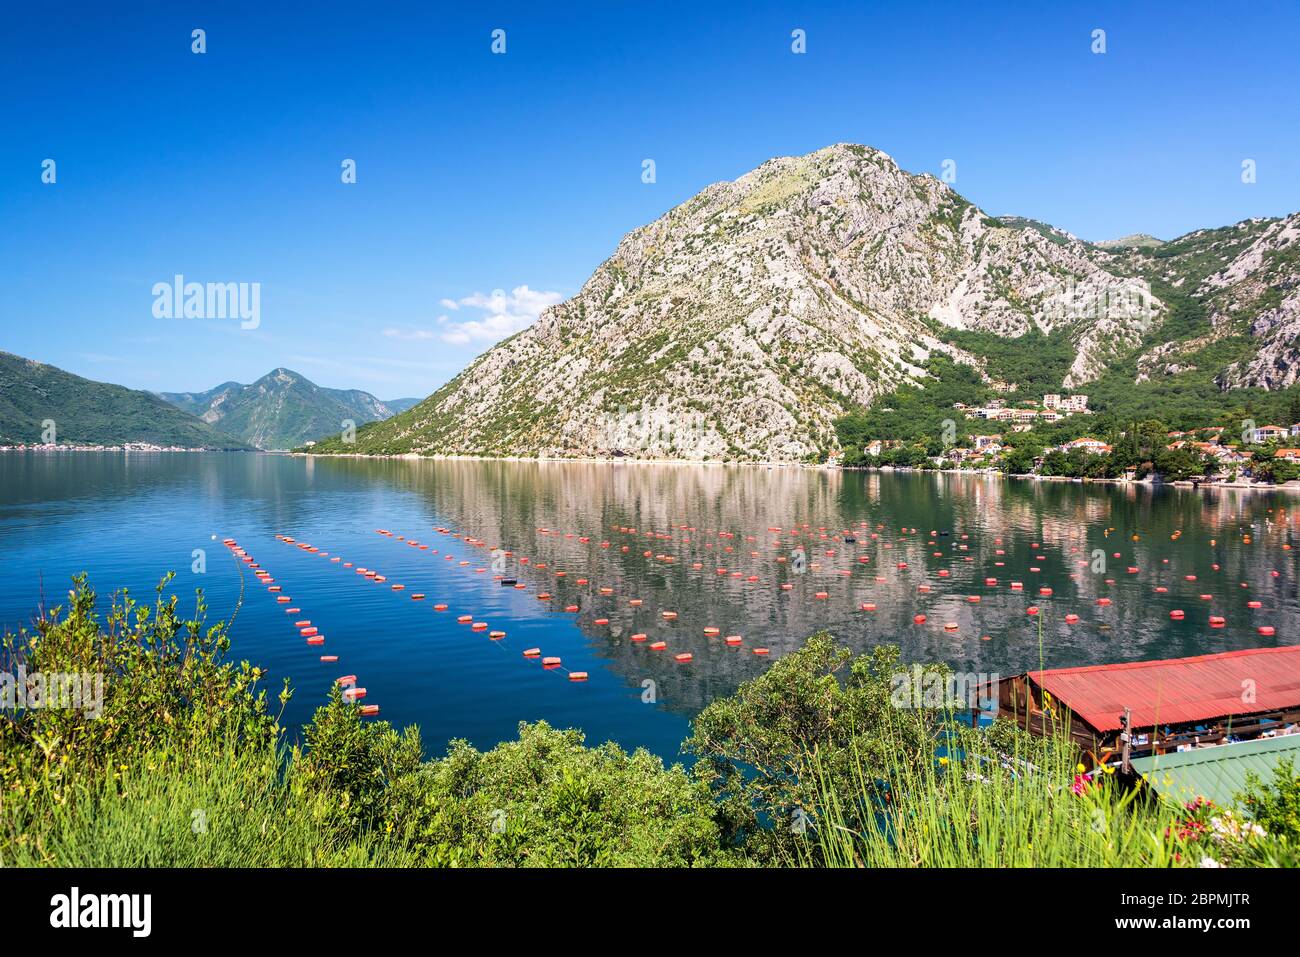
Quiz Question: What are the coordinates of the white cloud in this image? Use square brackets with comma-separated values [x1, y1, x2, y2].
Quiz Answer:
[382, 327, 436, 340]
[438, 285, 563, 345]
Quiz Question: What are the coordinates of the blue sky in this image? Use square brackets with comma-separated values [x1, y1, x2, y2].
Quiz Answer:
[3, 0, 1298, 398]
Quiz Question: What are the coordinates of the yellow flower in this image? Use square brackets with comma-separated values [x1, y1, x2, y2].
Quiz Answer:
[1077, 763, 1086, 774]
[939, 757, 949, 766]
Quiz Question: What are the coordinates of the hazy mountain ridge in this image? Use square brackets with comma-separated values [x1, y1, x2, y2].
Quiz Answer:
[158, 369, 416, 450]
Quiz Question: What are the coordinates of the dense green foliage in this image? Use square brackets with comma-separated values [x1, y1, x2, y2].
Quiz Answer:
[687, 635, 956, 863]
[4, 578, 1296, 867]
[0, 350, 248, 448]
[1238, 759, 1300, 849]
[937, 327, 1075, 396]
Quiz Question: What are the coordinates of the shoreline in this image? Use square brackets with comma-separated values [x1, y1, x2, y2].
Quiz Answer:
[6, 446, 1298, 493]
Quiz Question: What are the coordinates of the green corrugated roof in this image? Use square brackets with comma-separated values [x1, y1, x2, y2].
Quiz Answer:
[1132, 734, 1300, 807]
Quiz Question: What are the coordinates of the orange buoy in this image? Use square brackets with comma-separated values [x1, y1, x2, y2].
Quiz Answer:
[630, 633, 647, 642]
[320, 655, 338, 662]
[457, 615, 472, 623]
[300, 626, 318, 636]
[523, 648, 541, 657]
[294, 620, 311, 627]
[489, 630, 506, 640]
[1065, 614, 1079, 624]
[1026, 607, 1039, 616]
[703, 626, 720, 636]
[943, 622, 958, 632]
[1170, 610, 1185, 620]
[675, 653, 693, 662]
[1258, 626, 1276, 636]
[913, 614, 927, 624]
[649, 641, 667, 650]
[542, 656, 562, 667]
[1096, 598, 1112, 606]
[569, 671, 589, 681]
[336, 675, 358, 686]
[725, 635, 742, 645]
[1209, 616, 1226, 628]
[1248, 600, 1262, 609]
[753, 648, 770, 656]
[861, 602, 876, 611]
[360, 704, 379, 716]
[565, 604, 579, 612]
[307, 636, 324, 645]
[411, 593, 425, 600]
[661, 611, 678, 621]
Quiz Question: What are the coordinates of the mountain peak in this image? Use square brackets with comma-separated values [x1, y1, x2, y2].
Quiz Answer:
[157, 370, 408, 450]
[303, 145, 1299, 462]
[1094, 233, 1165, 250]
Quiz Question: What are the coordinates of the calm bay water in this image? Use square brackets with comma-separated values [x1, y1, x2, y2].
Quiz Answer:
[2, 452, 1296, 761]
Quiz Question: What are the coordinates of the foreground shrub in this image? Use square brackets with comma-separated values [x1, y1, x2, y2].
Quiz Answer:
[6, 578, 1296, 868]
[686, 633, 951, 861]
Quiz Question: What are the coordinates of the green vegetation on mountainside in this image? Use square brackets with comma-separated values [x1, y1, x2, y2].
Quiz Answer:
[0, 351, 248, 449]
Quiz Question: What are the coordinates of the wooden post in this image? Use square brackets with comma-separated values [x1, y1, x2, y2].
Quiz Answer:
[1120, 708, 1133, 774]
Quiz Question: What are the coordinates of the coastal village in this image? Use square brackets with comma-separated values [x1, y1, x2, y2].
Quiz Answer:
[846, 391, 1300, 483]
[0, 442, 218, 453]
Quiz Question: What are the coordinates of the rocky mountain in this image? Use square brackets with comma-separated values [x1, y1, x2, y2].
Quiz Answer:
[1094, 233, 1165, 250]
[308, 143, 1297, 462]
[0, 351, 249, 449]
[1104, 216, 1300, 392]
[159, 369, 417, 450]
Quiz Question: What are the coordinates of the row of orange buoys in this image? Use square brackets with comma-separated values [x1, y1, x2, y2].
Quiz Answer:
[228, 536, 379, 716]
[426, 511, 1290, 652]
[376, 526, 757, 667]
[290, 505, 1291, 698]
[278, 529, 592, 684]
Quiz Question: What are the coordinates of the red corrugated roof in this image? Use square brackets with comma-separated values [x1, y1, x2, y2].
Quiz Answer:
[1027, 645, 1300, 733]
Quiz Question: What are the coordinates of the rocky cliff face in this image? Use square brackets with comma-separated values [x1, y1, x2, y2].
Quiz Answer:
[1209, 214, 1300, 390]
[317, 144, 1294, 462]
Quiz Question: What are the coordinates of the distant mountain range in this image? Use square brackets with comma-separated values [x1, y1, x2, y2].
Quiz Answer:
[305, 143, 1300, 461]
[157, 369, 419, 450]
[0, 350, 248, 449]
[0, 352, 417, 451]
